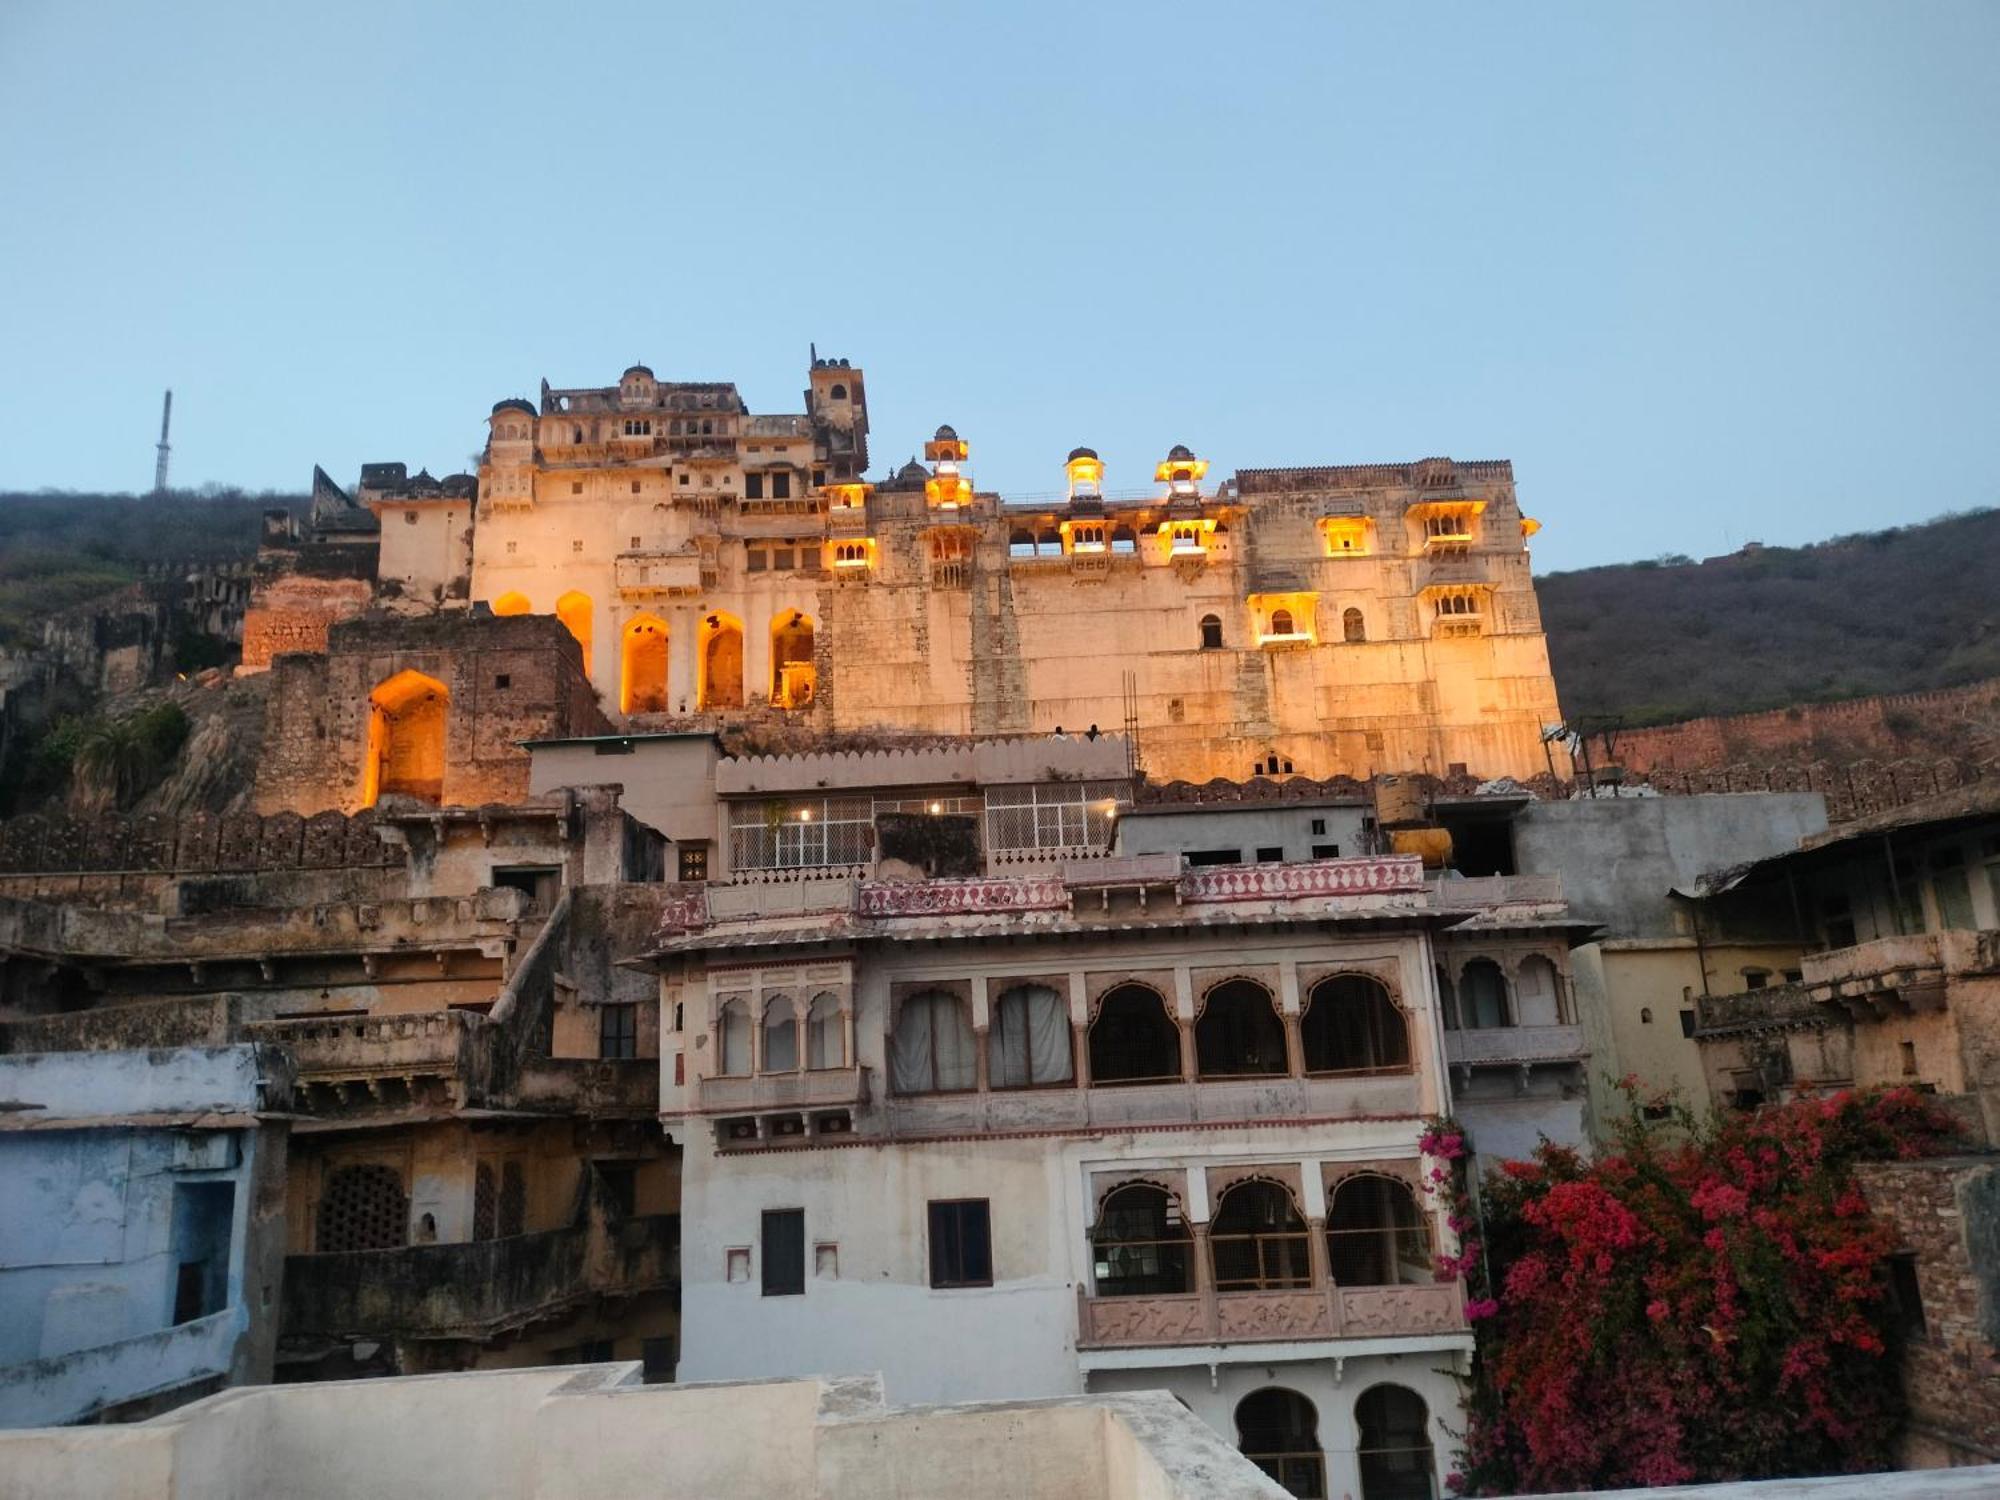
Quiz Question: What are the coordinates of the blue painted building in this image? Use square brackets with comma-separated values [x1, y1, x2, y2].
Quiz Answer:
[0, 1044, 291, 1427]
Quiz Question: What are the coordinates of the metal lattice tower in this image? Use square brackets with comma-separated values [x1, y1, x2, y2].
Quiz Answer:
[153, 389, 172, 494]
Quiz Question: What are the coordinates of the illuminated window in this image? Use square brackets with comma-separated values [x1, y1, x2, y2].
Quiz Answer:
[1269, 608, 1296, 637]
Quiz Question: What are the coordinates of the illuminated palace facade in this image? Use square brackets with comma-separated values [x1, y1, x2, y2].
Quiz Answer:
[370, 356, 1567, 786]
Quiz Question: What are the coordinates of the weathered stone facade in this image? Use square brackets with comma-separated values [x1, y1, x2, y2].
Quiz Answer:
[254, 613, 610, 814]
[1856, 1157, 2000, 1467]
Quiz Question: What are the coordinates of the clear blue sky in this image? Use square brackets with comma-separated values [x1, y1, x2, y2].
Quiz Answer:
[2, 2, 1995, 571]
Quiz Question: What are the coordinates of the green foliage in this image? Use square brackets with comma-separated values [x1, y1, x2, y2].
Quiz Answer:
[1541, 508, 2000, 727]
[6, 701, 190, 815]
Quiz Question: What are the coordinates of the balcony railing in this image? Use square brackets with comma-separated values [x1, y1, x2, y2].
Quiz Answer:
[248, 1008, 491, 1081]
[883, 1072, 1422, 1140]
[1425, 873, 1564, 910]
[0, 1308, 239, 1428]
[1693, 984, 1823, 1037]
[1443, 1024, 1587, 1067]
[1076, 1281, 1463, 1350]
[1180, 857, 1425, 903]
[282, 1212, 678, 1343]
[697, 1065, 869, 1114]
[614, 550, 702, 598]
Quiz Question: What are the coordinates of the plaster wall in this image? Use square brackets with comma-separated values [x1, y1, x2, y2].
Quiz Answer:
[374, 504, 471, 605]
[529, 736, 721, 851]
[1512, 793, 1829, 938]
[1118, 805, 1370, 865]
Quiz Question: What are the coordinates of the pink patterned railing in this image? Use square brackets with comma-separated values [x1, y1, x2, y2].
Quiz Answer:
[1077, 1280, 1463, 1349]
[1178, 856, 1425, 904]
[857, 877, 1069, 918]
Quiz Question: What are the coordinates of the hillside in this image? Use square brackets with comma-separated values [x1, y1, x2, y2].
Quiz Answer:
[1539, 508, 2000, 728]
[0, 489, 300, 646]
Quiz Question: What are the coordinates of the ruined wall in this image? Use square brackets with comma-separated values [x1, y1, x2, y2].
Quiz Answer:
[240, 574, 375, 670]
[1636, 757, 1994, 824]
[1607, 679, 2000, 774]
[254, 614, 611, 816]
[1855, 1158, 2000, 1467]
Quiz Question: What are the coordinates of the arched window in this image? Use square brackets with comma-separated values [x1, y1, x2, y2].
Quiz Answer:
[770, 611, 816, 708]
[1640, 1006, 1654, 1024]
[806, 992, 845, 1069]
[988, 983, 1073, 1088]
[316, 1163, 407, 1253]
[1515, 955, 1563, 1026]
[363, 669, 448, 807]
[1343, 607, 1366, 643]
[761, 996, 799, 1072]
[1036, 529, 1061, 556]
[699, 612, 744, 710]
[1092, 1185, 1190, 1297]
[1435, 965, 1459, 1030]
[555, 590, 593, 671]
[1009, 529, 1036, 559]
[717, 999, 751, 1076]
[1459, 959, 1511, 1029]
[1269, 608, 1295, 637]
[491, 591, 531, 617]
[1210, 1180, 1311, 1291]
[1236, 1388, 1325, 1499]
[1195, 980, 1287, 1078]
[1110, 526, 1137, 555]
[1327, 1174, 1432, 1286]
[1302, 976, 1409, 1074]
[620, 613, 669, 714]
[889, 990, 976, 1094]
[1088, 984, 1181, 1085]
[1199, 614, 1224, 650]
[829, 383, 847, 400]
[1355, 1385, 1435, 1500]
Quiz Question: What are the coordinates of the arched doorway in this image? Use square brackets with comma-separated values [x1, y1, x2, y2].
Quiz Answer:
[555, 590, 593, 674]
[698, 611, 744, 710]
[363, 669, 448, 807]
[1355, 1385, 1435, 1500]
[490, 591, 531, 617]
[1210, 1180, 1311, 1291]
[1087, 984, 1181, 1084]
[620, 614, 669, 713]
[1195, 979, 1287, 1078]
[1235, 1387, 1325, 1498]
[770, 610, 816, 708]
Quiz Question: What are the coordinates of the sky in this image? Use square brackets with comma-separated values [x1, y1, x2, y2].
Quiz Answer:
[0, 2, 1995, 572]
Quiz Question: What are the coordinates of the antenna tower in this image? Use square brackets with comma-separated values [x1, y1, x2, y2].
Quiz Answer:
[153, 390, 173, 494]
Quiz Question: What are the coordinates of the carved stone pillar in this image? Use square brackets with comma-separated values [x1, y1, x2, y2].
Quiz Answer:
[1072, 1021, 1091, 1089]
[1190, 1222, 1218, 1339]
[1283, 1011, 1306, 1077]
[974, 1025, 990, 1093]
[1308, 1213, 1336, 1331]
[1178, 1017, 1199, 1082]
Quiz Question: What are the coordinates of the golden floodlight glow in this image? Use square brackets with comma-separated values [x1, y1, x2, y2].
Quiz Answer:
[925, 474, 972, 509]
[1318, 518, 1370, 556]
[1520, 516, 1543, 539]
[826, 482, 871, 512]
[1065, 448, 1104, 497]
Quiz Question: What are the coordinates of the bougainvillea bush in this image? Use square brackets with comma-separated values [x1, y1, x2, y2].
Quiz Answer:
[1442, 1087, 1960, 1495]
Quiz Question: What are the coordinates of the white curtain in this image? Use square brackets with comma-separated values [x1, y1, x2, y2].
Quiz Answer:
[806, 993, 844, 1069]
[1514, 959, 1561, 1026]
[762, 998, 798, 1072]
[990, 985, 1073, 1087]
[718, 1000, 750, 1075]
[892, 991, 975, 1093]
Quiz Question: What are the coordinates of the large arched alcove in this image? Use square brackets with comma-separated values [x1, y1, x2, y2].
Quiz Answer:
[620, 613, 669, 713]
[1195, 979, 1287, 1078]
[1355, 1384, 1435, 1500]
[1235, 1387, 1325, 1498]
[363, 669, 449, 807]
[490, 591, 531, 617]
[555, 590, 593, 672]
[1301, 975, 1410, 1074]
[770, 610, 816, 708]
[1087, 984, 1181, 1085]
[698, 611, 745, 710]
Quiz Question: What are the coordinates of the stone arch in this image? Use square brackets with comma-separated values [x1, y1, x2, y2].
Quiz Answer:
[555, 590, 593, 670]
[1235, 1387, 1325, 1499]
[806, 991, 846, 1069]
[1301, 973, 1410, 1074]
[1342, 606, 1366, 643]
[716, 997, 751, 1076]
[1326, 1172, 1433, 1286]
[770, 609, 816, 709]
[1458, 957, 1512, 1029]
[491, 591, 531, 617]
[761, 992, 800, 1072]
[1087, 982, 1181, 1085]
[1210, 1178, 1311, 1291]
[1514, 952, 1565, 1025]
[363, 669, 448, 807]
[1194, 977, 1286, 1078]
[888, 987, 976, 1094]
[1091, 1182, 1192, 1298]
[1355, 1384, 1434, 1500]
[698, 610, 745, 710]
[620, 613, 669, 714]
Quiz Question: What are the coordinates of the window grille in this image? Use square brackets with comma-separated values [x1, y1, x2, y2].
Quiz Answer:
[729, 797, 874, 870]
[983, 781, 1124, 852]
[316, 1163, 407, 1253]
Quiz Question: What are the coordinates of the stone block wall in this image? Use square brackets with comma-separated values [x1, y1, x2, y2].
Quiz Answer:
[1855, 1157, 2000, 1467]
[254, 613, 611, 816]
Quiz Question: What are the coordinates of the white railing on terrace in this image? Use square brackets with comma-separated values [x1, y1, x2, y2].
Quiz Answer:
[1425, 873, 1565, 908]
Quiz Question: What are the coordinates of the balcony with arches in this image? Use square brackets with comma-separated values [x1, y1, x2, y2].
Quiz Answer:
[1075, 1166, 1466, 1354]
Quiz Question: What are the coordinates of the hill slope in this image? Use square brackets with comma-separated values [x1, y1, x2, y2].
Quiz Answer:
[1539, 509, 2000, 727]
[0, 489, 300, 646]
